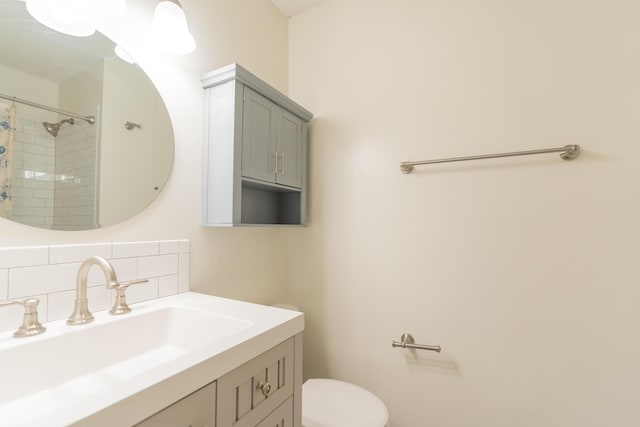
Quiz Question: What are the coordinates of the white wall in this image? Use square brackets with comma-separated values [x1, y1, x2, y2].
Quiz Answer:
[0, 64, 58, 121]
[0, 0, 290, 305]
[100, 57, 155, 226]
[286, 1, 640, 426]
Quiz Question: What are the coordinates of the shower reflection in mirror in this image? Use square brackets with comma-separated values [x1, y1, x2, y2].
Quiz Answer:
[0, 96, 99, 230]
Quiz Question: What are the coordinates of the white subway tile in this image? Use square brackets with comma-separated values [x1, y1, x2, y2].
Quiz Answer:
[49, 243, 112, 264]
[159, 275, 179, 297]
[126, 277, 159, 304]
[47, 290, 76, 322]
[0, 302, 23, 333]
[0, 239, 190, 326]
[35, 294, 48, 323]
[179, 253, 190, 293]
[87, 285, 112, 313]
[178, 239, 190, 253]
[159, 240, 179, 254]
[107, 258, 137, 283]
[0, 270, 7, 300]
[0, 246, 48, 269]
[8, 263, 78, 298]
[138, 254, 178, 278]
[113, 241, 159, 258]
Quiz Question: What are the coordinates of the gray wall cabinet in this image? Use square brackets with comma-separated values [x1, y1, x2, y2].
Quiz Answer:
[202, 64, 313, 226]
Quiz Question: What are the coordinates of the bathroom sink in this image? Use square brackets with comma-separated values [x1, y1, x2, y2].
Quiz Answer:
[0, 303, 253, 423]
[0, 292, 303, 426]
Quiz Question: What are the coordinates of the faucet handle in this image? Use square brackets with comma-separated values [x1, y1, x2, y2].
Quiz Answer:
[109, 279, 149, 315]
[0, 298, 46, 338]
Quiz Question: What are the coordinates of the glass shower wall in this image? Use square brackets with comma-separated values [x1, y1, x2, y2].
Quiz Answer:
[52, 105, 100, 230]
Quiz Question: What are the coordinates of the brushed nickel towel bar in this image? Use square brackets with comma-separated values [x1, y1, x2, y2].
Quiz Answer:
[399, 144, 580, 174]
[0, 93, 96, 125]
[392, 332, 441, 353]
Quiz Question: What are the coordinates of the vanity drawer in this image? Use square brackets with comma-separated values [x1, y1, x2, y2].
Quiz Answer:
[217, 338, 294, 427]
[135, 381, 216, 427]
[256, 396, 293, 427]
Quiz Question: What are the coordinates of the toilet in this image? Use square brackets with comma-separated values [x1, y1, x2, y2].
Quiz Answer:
[272, 304, 389, 427]
[302, 378, 389, 427]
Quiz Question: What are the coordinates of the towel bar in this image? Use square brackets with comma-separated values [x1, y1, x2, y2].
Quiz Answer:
[400, 144, 580, 173]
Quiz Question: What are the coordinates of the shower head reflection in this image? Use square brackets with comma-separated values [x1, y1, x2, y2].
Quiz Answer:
[43, 118, 74, 137]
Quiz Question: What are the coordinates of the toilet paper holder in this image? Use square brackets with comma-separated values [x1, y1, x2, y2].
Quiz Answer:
[392, 332, 441, 353]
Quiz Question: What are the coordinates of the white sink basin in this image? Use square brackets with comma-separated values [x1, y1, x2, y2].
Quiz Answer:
[0, 306, 252, 409]
[0, 290, 306, 427]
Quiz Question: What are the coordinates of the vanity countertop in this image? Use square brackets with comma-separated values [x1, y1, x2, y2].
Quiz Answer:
[0, 292, 304, 426]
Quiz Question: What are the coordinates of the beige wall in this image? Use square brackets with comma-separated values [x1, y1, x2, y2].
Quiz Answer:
[0, 0, 290, 304]
[101, 57, 155, 226]
[6, 1, 640, 425]
[0, 64, 58, 122]
[286, 0, 640, 426]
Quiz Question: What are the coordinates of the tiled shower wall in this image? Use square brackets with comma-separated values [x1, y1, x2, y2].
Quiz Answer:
[9, 115, 56, 228]
[53, 106, 99, 231]
[0, 239, 190, 333]
[9, 109, 99, 230]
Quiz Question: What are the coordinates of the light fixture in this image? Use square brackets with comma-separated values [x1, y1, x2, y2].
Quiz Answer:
[92, 0, 126, 16]
[24, 0, 126, 37]
[147, 0, 196, 54]
[25, 0, 95, 37]
[114, 45, 136, 64]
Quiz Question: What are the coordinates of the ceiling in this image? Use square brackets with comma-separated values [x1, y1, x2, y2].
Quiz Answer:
[0, 1, 114, 84]
[271, 0, 330, 17]
[0, 0, 328, 85]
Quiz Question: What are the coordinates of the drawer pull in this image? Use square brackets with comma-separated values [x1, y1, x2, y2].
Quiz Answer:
[257, 380, 272, 397]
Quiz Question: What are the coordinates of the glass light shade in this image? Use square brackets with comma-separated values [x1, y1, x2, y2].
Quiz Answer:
[25, 0, 95, 37]
[93, 0, 126, 16]
[148, 0, 196, 54]
[57, 0, 127, 17]
[114, 45, 135, 64]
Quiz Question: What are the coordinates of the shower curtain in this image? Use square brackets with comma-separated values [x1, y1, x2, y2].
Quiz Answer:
[0, 102, 15, 217]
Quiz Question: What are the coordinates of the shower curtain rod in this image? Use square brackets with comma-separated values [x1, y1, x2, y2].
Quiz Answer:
[0, 93, 95, 125]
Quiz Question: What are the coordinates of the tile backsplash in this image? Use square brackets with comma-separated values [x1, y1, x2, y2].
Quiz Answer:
[0, 239, 190, 333]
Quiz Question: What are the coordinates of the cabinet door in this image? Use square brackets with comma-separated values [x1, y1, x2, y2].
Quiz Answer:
[275, 109, 303, 189]
[242, 87, 278, 183]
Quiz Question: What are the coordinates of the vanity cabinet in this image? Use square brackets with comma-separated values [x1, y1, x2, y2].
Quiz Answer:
[201, 63, 313, 226]
[135, 382, 216, 427]
[217, 337, 296, 427]
[256, 397, 293, 427]
[133, 335, 302, 427]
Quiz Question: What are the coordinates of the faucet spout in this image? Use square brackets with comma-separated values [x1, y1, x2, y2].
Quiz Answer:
[67, 256, 119, 325]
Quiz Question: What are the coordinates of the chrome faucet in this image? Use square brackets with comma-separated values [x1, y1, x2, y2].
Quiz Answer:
[67, 256, 119, 325]
[0, 298, 46, 337]
[67, 256, 149, 325]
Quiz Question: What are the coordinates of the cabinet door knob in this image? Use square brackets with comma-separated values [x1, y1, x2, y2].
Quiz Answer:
[256, 380, 272, 397]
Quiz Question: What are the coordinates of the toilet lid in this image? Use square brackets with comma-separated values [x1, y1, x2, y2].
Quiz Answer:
[302, 379, 388, 427]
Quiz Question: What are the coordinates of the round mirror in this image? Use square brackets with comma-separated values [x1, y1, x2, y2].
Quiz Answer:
[0, 0, 174, 230]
